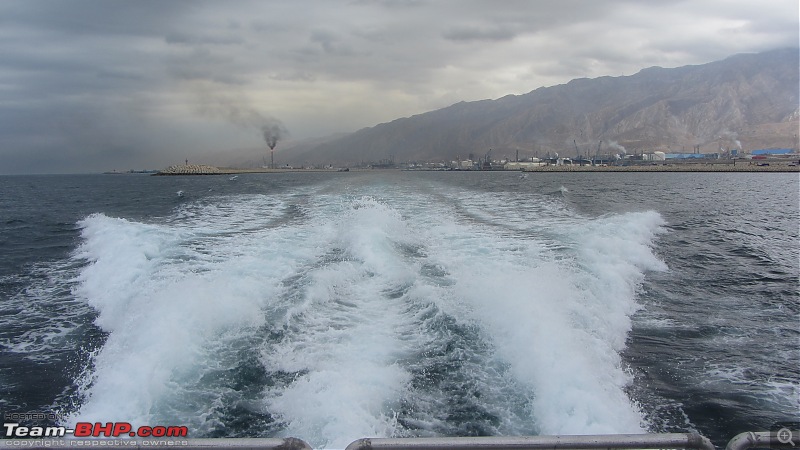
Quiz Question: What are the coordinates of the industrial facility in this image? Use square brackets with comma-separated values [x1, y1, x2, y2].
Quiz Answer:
[436, 144, 799, 171]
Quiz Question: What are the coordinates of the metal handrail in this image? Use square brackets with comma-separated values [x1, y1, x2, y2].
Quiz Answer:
[725, 431, 800, 450]
[344, 433, 715, 450]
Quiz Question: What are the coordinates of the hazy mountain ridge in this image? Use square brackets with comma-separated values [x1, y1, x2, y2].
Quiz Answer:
[287, 48, 799, 165]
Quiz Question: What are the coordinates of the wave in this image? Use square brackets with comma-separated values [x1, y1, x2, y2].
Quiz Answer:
[64, 180, 667, 447]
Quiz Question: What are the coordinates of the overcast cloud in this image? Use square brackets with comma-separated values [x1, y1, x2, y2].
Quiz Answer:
[0, 0, 797, 174]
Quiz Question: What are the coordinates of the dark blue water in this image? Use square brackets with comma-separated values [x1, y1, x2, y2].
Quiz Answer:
[0, 171, 797, 448]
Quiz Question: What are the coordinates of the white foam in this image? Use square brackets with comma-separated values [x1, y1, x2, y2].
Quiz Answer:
[66, 195, 320, 428]
[414, 187, 667, 434]
[261, 197, 422, 448]
[66, 177, 669, 443]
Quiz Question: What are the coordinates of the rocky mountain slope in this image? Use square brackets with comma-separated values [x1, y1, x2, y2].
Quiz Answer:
[286, 48, 799, 165]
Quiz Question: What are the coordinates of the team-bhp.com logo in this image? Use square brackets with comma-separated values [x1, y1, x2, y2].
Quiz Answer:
[4, 422, 188, 438]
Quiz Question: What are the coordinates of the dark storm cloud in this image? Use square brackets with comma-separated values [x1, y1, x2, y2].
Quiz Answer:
[1, 0, 190, 36]
[310, 30, 363, 56]
[167, 47, 249, 85]
[350, 0, 426, 8]
[269, 71, 318, 82]
[165, 32, 245, 46]
[0, 101, 167, 174]
[443, 26, 518, 42]
[0, 0, 797, 174]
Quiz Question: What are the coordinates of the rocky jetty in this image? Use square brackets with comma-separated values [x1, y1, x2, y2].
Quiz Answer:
[157, 164, 222, 175]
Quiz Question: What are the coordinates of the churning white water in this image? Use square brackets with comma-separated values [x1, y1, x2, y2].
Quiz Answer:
[65, 174, 667, 448]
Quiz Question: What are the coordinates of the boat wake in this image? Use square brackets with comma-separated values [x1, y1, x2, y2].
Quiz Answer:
[62, 177, 667, 448]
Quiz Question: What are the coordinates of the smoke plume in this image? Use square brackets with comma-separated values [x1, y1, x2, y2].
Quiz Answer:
[608, 141, 626, 156]
[720, 130, 742, 150]
[197, 91, 288, 149]
[261, 122, 283, 150]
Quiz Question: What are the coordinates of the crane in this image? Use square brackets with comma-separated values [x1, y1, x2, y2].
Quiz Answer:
[482, 148, 492, 170]
[574, 140, 583, 166]
[596, 140, 602, 165]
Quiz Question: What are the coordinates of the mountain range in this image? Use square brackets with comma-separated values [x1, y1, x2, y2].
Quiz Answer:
[282, 48, 799, 166]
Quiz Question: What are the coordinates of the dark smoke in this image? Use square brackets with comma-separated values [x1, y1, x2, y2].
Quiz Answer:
[262, 123, 283, 150]
[197, 92, 288, 149]
[225, 105, 287, 149]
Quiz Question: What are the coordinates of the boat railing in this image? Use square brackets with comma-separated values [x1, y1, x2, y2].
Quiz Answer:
[726, 431, 799, 450]
[344, 433, 715, 450]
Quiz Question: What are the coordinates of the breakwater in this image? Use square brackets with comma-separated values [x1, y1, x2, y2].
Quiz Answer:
[156, 164, 222, 175]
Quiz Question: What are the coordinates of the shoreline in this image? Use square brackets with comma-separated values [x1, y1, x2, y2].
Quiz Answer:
[153, 162, 800, 175]
[517, 162, 799, 173]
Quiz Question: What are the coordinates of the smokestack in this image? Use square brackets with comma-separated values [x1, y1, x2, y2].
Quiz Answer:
[264, 124, 281, 151]
[262, 123, 284, 169]
[194, 91, 287, 167]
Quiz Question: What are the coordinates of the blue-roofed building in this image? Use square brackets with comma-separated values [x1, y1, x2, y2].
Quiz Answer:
[751, 148, 794, 155]
[664, 153, 719, 159]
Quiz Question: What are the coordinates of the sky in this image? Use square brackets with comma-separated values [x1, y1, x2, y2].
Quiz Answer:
[1, 0, 797, 174]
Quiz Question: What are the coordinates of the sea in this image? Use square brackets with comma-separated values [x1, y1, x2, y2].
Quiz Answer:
[0, 170, 797, 449]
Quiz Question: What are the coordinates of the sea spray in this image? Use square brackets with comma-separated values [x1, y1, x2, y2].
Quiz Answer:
[413, 188, 667, 434]
[65, 194, 319, 430]
[65, 175, 668, 442]
[261, 197, 420, 448]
